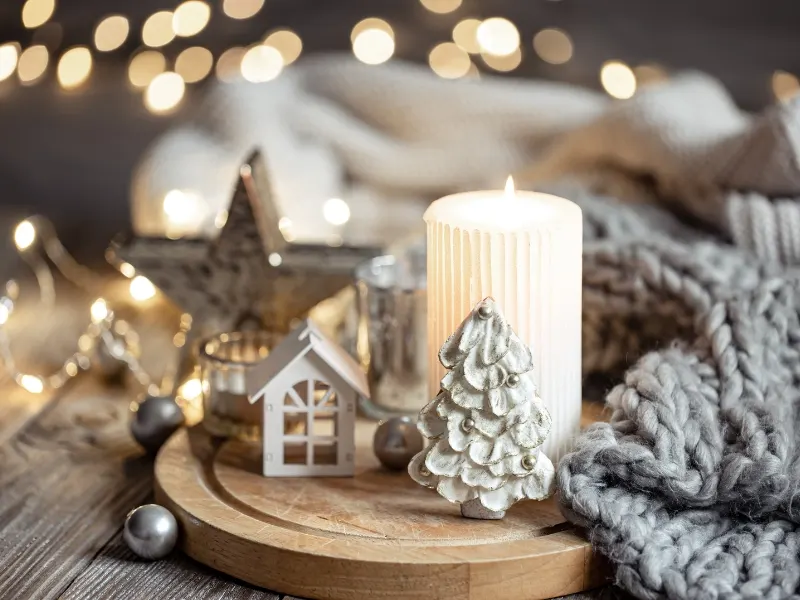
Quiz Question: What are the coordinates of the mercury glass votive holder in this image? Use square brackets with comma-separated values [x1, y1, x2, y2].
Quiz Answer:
[354, 245, 428, 420]
[199, 330, 277, 441]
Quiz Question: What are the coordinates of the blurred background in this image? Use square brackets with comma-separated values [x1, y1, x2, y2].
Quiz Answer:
[0, 0, 798, 261]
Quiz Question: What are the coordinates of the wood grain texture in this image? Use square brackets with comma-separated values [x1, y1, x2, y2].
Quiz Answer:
[155, 416, 606, 600]
[0, 380, 152, 600]
[0, 375, 617, 600]
[61, 532, 280, 600]
[62, 532, 619, 600]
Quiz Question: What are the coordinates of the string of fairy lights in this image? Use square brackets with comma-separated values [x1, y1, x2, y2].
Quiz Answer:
[2, 215, 205, 409]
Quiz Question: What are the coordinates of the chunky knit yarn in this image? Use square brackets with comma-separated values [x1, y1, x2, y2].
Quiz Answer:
[557, 190, 800, 599]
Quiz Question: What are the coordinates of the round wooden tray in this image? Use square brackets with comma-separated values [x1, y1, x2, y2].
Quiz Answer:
[155, 421, 605, 600]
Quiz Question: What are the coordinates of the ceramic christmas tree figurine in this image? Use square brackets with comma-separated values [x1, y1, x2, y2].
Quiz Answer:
[408, 297, 555, 519]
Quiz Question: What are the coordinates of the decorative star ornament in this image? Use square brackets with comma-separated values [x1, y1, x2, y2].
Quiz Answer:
[107, 150, 381, 336]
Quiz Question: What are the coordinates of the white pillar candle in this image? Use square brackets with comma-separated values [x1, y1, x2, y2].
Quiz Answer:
[425, 178, 582, 460]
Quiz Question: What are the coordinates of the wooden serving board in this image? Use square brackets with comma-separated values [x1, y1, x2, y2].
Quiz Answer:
[155, 417, 607, 600]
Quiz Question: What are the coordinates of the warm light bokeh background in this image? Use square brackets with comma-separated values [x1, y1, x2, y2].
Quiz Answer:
[0, 0, 797, 260]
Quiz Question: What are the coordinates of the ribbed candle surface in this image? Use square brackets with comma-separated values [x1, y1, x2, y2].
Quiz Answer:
[424, 189, 582, 461]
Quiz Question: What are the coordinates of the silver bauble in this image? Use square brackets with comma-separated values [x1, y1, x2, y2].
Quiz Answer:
[123, 504, 178, 560]
[373, 416, 424, 471]
[130, 395, 185, 453]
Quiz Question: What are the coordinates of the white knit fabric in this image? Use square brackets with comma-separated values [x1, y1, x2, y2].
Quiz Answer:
[134, 56, 800, 264]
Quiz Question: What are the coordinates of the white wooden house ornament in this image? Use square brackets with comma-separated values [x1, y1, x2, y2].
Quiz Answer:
[246, 319, 369, 477]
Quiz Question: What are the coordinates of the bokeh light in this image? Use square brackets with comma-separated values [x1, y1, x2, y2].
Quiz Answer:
[476, 18, 520, 57]
[78, 334, 92, 353]
[130, 276, 156, 301]
[163, 189, 202, 223]
[0, 44, 19, 82]
[145, 71, 185, 114]
[94, 15, 129, 52]
[216, 47, 245, 82]
[214, 210, 228, 229]
[90, 298, 109, 323]
[14, 220, 36, 250]
[17, 45, 48, 84]
[429, 42, 471, 79]
[351, 18, 395, 43]
[128, 50, 166, 88]
[352, 27, 395, 66]
[172, 1, 211, 37]
[532, 28, 573, 65]
[241, 45, 283, 82]
[452, 19, 481, 54]
[600, 60, 637, 99]
[323, 198, 351, 226]
[19, 374, 44, 394]
[163, 190, 204, 234]
[179, 377, 203, 401]
[481, 47, 522, 72]
[56, 46, 92, 90]
[175, 46, 213, 83]
[119, 262, 136, 278]
[142, 11, 175, 48]
[22, 0, 55, 29]
[264, 29, 302, 65]
[419, 0, 462, 14]
[223, 0, 264, 20]
[772, 70, 800, 102]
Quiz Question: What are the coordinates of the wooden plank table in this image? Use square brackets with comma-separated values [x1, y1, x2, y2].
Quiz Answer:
[0, 287, 628, 600]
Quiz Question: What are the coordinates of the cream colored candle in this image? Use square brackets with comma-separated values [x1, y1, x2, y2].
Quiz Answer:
[425, 178, 582, 460]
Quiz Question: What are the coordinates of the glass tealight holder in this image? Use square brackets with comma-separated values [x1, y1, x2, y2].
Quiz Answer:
[354, 244, 428, 420]
[199, 330, 277, 441]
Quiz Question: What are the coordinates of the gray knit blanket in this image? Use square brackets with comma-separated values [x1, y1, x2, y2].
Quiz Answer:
[559, 192, 800, 600]
[134, 59, 800, 599]
[553, 94, 800, 599]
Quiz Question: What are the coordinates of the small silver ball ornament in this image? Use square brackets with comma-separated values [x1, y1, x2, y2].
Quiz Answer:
[373, 416, 424, 471]
[521, 454, 537, 470]
[123, 504, 178, 560]
[460, 418, 475, 432]
[477, 304, 493, 319]
[507, 374, 520, 387]
[130, 395, 185, 453]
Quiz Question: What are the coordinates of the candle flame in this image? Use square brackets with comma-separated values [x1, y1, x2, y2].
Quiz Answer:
[504, 175, 515, 200]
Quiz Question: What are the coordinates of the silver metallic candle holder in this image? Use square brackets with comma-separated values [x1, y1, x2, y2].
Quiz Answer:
[355, 245, 427, 420]
[199, 330, 278, 441]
